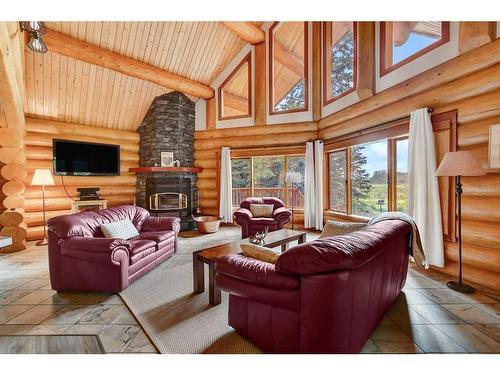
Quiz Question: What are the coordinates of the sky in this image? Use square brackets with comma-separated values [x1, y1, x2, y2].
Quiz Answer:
[360, 138, 408, 176]
[393, 32, 439, 64]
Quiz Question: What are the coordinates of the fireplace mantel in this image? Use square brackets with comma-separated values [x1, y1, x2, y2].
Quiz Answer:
[129, 166, 203, 173]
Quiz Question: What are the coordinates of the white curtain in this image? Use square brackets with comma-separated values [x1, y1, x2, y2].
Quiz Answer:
[304, 142, 316, 228]
[219, 147, 233, 223]
[408, 108, 444, 267]
[314, 140, 324, 230]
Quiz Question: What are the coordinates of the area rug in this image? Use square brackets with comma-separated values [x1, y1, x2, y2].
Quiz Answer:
[120, 262, 261, 354]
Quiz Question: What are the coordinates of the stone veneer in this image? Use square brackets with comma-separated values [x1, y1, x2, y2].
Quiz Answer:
[135, 91, 198, 212]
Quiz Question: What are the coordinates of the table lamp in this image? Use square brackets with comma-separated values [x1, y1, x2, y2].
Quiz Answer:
[31, 169, 55, 246]
[436, 151, 486, 293]
[286, 172, 302, 230]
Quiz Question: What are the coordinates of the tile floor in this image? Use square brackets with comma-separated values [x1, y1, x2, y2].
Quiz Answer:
[1, 226, 500, 354]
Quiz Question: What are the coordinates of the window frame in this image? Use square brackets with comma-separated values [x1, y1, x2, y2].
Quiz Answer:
[327, 133, 407, 219]
[327, 148, 349, 214]
[217, 52, 253, 121]
[268, 21, 309, 116]
[231, 154, 306, 209]
[322, 21, 358, 106]
[379, 21, 450, 77]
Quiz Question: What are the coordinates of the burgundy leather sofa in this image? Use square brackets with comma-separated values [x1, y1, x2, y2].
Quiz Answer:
[47, 205, 180, 292]
[234, 197, 292, 238]
[215, 220, 412, 353]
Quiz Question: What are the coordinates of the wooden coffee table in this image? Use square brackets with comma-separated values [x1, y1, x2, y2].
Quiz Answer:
[192, 229, 307, 306]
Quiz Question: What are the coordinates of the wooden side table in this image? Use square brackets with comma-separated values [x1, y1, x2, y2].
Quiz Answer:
[71, 199, 108, 213]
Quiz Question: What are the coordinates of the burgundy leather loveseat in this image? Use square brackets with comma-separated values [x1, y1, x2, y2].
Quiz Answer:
[215, 220, 412, 353]
[47, 205, 180, 292]
[234, 197, 292, 238]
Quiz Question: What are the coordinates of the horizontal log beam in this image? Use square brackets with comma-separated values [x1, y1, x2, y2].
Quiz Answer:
[44, 28, 214, 99]
[24, 132, 139, 153]
[222, 22, 265, 45]
[25, 117, 140, 142]
[319, 62, 500, 139]
[195, 121, 317, 139]
[194, 130, 318, 151]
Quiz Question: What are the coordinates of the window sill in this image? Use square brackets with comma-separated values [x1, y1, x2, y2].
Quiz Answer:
[324, 211, 369, 223]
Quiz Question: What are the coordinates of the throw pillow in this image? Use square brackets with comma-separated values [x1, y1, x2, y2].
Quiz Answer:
[249, 204, 274, 218]
[319, 220, 367, 238]
[241, 243, 279, 264]
[101, 219, 139, 240]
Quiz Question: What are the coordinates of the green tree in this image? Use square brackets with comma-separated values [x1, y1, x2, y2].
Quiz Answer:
[350, 146, 372, 215]
[231, 159, 250, 188]
[331, 31, 354, 97]
[275, 80, 305, 112]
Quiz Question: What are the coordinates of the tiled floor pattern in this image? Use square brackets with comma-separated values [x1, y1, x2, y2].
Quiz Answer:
[1, 226, 500, 354]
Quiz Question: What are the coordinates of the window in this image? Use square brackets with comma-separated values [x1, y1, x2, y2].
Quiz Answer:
[218, 53, 252, 120]
[351, 140, 388, 218]
[231, 155, 305, 208]
[395, 138, 409, 212]
[380, 22, 450, 76]
[323, 22, 357, 105]
[231, 158, 251, 202]
[328, 137, 409, 218]
[328, 150, 347, 213]
[269, 22, 309, 115]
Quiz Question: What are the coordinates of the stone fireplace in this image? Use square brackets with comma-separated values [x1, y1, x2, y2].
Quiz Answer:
[135, 92, 198, 231]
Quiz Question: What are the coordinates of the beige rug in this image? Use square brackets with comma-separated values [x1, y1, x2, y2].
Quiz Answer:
[120, 262, 261, 354]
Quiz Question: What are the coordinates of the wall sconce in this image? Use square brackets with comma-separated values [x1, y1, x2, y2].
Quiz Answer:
[19, 21, 48, 54]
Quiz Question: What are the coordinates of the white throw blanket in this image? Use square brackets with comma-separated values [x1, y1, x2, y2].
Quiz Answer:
[368, 212, 429, 269]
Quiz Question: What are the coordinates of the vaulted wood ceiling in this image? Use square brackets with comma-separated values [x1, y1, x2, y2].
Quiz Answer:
[24, 22, 254, 131]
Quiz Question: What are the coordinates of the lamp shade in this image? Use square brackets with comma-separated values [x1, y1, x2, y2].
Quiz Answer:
[286, 172, 302, 184]
[31, 169, 55, 186]
[436, 151, 486, 177]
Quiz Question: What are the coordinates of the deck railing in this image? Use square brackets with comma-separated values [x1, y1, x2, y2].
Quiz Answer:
[232, 187, 304, 208]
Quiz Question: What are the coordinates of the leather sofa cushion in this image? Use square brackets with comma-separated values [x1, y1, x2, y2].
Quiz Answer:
[240, 197, 285, 211]
[216, 255, 299, 290]
[275, 220, 412, 276]
[249, 218, 277, 225]
[129, 239, 156, 256]
[138, 230, 175, 243]
[47, 205, 149, 238]
[129, 239, 156, 265]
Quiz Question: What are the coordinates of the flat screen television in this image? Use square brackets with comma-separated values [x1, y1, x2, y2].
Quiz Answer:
[53, 139, 120, 176]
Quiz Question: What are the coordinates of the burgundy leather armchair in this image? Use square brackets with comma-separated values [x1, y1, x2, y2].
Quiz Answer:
[47, 205, 180, 292]
[234, 197, 291, 238]
[215, 220, 412, 353]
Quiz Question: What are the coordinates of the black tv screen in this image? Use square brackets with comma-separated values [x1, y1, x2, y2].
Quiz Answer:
[53, 139, 120, 176]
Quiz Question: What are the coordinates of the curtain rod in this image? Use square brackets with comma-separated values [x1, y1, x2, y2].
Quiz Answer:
[324, 107, 434, 145]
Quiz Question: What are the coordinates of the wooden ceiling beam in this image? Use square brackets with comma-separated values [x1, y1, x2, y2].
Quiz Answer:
[0, 22, 25, 129]
[274, 40, 304, 77]
[44, 28, 215, 99]
[222, 92, 248, 113]
[222, 22, 265, 45]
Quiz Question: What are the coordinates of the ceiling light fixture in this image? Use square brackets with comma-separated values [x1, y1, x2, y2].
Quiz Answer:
[19, 21, 48, 54]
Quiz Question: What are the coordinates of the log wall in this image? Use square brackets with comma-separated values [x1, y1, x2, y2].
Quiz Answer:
[195, 28, 500, 291]
[22, 117, 138, 241]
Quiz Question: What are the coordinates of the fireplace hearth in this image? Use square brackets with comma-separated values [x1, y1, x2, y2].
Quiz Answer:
[146, 177, 195, 230]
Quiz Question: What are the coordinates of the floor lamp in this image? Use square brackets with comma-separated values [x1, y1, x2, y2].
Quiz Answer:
[436, 151, 485, 294]
[31, 169, 55, 246]
[286, 172, 302, 230]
